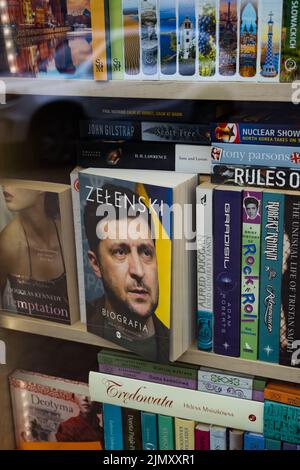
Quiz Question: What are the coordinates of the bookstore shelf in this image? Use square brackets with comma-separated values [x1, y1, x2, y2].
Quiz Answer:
[3, 77, 293, 102]
[1, 311, 299, 384]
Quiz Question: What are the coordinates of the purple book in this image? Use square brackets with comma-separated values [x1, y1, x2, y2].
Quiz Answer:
[213, 188, 243, 356]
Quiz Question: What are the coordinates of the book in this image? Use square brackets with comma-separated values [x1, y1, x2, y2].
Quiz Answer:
[109, 0, 124, 80]
[158, 414, 174, 450]
[264, 400, 300, 444]
[229, 429, 244, 450]
[174, 418, 195, 450]
[79, 168, 197, 362]
[77, 141, 211, 174]
[213, 186, 243, 357]
[103, 403, 124, 450]
[9, 369, 103, 450]
[243, 432, 265, 450]
[89, 372, 264, 432]
[265, 438, 282, 450]
[210, 425, 227, 450]
[0, 179, 79, 324]
[196, 182, 214, 351]
[280, 0, 300, 83]
[211, 164, 300, 191]
[280, 194, 300, 367]
[240, 189, 262, 360]
[141, 412, 158, 450]
[259, 190, 285, 363]
[122, 408, 142, 450]
[195, 423, 210, 450]
[264, 381, 300, 407]
[198, 367, 253, 400]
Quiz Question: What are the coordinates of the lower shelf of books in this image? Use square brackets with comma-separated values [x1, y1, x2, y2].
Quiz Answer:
[0, 311, 299, 385]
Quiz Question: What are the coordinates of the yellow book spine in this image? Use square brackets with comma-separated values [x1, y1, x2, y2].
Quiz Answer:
[175, 418, 195, 450]
[91, 0, 107, 80]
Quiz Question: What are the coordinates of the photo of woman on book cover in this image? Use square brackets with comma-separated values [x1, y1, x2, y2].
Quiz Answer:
[0, 184, 70, 323]
[81, 177, 171, 363]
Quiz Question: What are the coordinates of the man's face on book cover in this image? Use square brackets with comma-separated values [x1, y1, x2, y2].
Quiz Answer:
[90, 216, 159, 319]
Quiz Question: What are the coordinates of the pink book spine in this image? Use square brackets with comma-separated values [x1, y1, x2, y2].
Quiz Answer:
[195, 428, 210, 450]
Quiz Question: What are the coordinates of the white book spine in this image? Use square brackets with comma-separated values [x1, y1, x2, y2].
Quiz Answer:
[210, 425, 227, 450]
[196, 185, 213, 351]
[198, 369, 253, 390]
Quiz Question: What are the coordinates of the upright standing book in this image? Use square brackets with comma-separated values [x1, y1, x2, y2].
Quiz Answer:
[0, 179, 79, 324]
[79, 168, 197, 362]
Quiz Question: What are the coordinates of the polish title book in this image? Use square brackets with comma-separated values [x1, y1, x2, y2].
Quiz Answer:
[0, 179, 79, 324]
[9, 370, 103, 450]
[78, 168, 197, 363]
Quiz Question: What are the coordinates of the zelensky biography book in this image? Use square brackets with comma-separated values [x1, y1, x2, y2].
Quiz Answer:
[9, 370, 103, 450]
[0, 179, 79, 324]
[79, 168, 197, 363]
[89, 371, 264, 433]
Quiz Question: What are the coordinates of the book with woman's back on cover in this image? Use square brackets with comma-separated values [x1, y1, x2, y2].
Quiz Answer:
[0, 179, 79, 324]
[78, 168, 197, 363]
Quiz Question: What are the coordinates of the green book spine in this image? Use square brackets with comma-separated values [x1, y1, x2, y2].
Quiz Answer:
[158, 415, 175, 450]
[109, 0, 124, 79]
[280, 0, 300, 82]
[240, 191, 262, 360]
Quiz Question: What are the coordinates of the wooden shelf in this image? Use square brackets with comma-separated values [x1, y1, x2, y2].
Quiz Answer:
[3, 77, 292, 102]
[1, 311, 299, 384]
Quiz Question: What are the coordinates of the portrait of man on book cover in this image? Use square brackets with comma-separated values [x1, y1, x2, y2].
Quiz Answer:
[81, 177, 171, 363]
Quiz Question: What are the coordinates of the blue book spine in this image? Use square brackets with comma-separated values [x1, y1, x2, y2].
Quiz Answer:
[141, 412, 158, 450]
[211, 122, 300, 147]
[264, 401, 300, 445]
[259, 192, 285, 363]
[103, 403, 124, 450]
[211, 142, 300, 169]
[244, 432, 265, 450]
[213, 188, 242, 356]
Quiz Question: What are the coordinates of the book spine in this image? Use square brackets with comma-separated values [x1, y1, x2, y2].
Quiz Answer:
[243, 432, 265, 450]
[109, 0, 124, 79]
[209, 426, 227, 450]
[196, 186, 213, 351]
[174, 418, 195, 450]
[90, 372, 264, 433]
[195, 427, 210, 450]
[198, 369, 254, 390]
[264, 388, 300, 407]
[158, 415, 175, 450]
[259, 192, 285, 363]
[122, 408, 142, 450]
[280, 194, 300, 367]
[98, 362, 197, 389]
[197, 380, 252, 400]
[229, 429, 244, 450]
[213, 189, 242, 356]
[70, 169, 86, 324]
[211, 163, 300, 191]
[141, 412, 158, 450]
[280, 0, 300, 82]
[77, 141, 210, 173]
[264, 400, 300, 444]
[211, 142, 300, 168]
[265, 438, 282, 450]
[240, 190, 262, 360]
[283, 442, 298, 450]
[103, 403, 124, 450]
[91, 0, 108, 80]
[79, 120, 210, 144]
[211, 122, 300, 147]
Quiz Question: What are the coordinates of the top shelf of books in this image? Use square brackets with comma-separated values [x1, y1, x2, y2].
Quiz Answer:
[3, 78, 294, 102]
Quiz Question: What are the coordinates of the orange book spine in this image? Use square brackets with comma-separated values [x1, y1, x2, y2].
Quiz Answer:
[264, 389, 300, 407]
[91, 0, 108, 80]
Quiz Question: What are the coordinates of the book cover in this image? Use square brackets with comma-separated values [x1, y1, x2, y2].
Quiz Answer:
[280, 194, 300, 367]
[89, 372, 264, 432]
[141, 411, 158, 450]
[240, 190, 262, 360]
[259, 191, 285, 363]
[91, 0, 109, 80]
[2, 0, 93, 79]
[122, 408, 142, 450]
[9, 370, 103, 450]
[211, 142, 300, 169]
[158, 414, 175, 450]
[264, 400, 300, 444]
[0, 179, 79, 324]
[213, 187, 243, 357]
[197, 0, 217, 79]
[109, 0, 124, 80]
[211, 164, 300, 191]
[258, 0, 283, 82]
[196, 183, 214, 351]
[174, 417, 195, 450]
[280, 0, 300, 83]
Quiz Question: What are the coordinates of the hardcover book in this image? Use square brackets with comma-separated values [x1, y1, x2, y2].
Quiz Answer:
[79, 168, 197, 362]
[9, 370, 103, 450]
[264, 400, 300, 444]
[0, 179, 79, 324]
